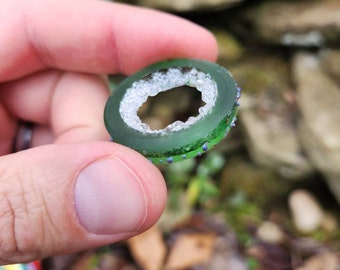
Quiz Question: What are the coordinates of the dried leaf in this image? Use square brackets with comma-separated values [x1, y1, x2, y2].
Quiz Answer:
[165, 233, 216, 269]
[127, 226, 166, 270]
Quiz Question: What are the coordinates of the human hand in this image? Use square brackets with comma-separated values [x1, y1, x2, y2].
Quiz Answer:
[0, 0, 217, 264]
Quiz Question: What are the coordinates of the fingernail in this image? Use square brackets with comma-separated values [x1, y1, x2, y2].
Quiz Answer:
[74, 157, 147, 235]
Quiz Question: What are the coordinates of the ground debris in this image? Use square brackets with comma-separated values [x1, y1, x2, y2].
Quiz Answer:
[295, 252, 339, 270]
[127, 226, 166, 270]
[165, 232, 216, 269]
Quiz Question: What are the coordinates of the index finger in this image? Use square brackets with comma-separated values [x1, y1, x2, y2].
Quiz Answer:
[0, 0, 218, 82]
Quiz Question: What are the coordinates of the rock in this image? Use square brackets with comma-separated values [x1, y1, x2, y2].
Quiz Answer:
[243, 1, 340, 46]
[293, 52, 340, 201]
[136, 0, 243, 12]
[256, 221, 285, 244]
[296, 252, 338, 270]
[234, 57, 313, 179]
[288, 189, 323, 233]
[320, 49, 340, 84]
[240, 94, 312, 179]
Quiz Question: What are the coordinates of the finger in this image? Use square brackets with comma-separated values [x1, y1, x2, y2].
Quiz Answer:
[0, 0, 218, 81]
[0, 142, 167, 264]
[1, 70, 111, 145]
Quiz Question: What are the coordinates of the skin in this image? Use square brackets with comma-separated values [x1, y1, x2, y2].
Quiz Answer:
[0, 0, 217, 264]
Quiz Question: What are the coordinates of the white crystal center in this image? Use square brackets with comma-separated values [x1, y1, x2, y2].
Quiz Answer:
[119, 68, 218, 134]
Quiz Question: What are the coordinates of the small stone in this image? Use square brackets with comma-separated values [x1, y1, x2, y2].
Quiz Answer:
[288, 189, 323, 233]
[136, 0, 243, 12]
[239, 91, 312, 179]
[256, 221, 284, 244]
[293, 52, 340, 201]
[321, 49, 340, 83]
[296, 252, 338, 270]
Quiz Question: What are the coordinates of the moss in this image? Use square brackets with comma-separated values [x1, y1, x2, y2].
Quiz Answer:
[220, 157, 288, 209]
[229, 55, 290, 95]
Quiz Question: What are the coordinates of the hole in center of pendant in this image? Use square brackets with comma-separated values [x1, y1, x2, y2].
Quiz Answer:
[138, 85, 206, 130]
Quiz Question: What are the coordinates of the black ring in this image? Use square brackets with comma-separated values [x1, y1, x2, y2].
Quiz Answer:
[12, 121, 34, 152]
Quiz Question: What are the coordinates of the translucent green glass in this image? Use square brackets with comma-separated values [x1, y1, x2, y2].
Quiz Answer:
[104, 59, 240, 163]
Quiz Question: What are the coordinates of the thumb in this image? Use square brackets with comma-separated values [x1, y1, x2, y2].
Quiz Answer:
[0, 142, 166, 264]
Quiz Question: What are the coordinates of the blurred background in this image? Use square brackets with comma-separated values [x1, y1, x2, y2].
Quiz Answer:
[48, 0, 340, 269]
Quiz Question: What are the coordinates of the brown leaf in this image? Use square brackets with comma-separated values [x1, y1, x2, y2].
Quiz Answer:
[127, 225, 167, 270]
[165, 233, 216, 269]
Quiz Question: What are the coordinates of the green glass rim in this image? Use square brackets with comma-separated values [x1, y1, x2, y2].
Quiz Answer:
[104, 58, 240, 163]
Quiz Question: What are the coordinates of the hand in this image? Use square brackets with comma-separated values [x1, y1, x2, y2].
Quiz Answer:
[0, 0, 217, 264]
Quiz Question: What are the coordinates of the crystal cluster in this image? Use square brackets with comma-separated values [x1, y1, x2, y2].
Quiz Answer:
[119, 68, 218, 134]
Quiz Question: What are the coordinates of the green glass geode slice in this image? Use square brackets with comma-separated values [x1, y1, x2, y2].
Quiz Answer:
[104, 59, 240, 163]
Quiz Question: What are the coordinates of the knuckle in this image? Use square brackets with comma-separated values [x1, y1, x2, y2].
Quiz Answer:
[0, 170, 42, 263]
[0, 190, 18, 262]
